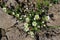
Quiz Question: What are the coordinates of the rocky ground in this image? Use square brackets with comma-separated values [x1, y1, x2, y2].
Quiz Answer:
[0, 0, 60, 40]
[47, 3, 60, 26]
[0, 7, 35, 40]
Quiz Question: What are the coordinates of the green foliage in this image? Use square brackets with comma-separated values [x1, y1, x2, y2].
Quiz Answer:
[43, 0, 50, 6]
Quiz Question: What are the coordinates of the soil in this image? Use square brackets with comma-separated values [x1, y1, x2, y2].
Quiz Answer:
[0, 7, 35, 40]
[47, 3, 60, 26]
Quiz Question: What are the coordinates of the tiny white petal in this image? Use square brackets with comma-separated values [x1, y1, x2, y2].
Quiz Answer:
[26, 8, 28, 10]
[24, 15, 26, 17]
[16, 14, 19, 17]
[37, 26, 40, 28]
[12, 12, 15, 15]
[29, 14, 31, 16]
[20, 17, 22, 19]
[34, 18, 35, 20]
[43, 24, 46, 27]
[42, 10, 44, 12]
[42, 21, 44, 23]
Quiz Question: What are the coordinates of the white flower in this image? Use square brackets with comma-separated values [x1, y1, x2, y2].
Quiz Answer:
[3, 7, 7, 12]
[20, 17, 22, 19]
[16, 14, 19, 17]
[12, 12, 15, 15]
[26, 8, 28, 10]
[37, 26, 40, 28]
[24, 23, 29, 32]
[24, 23, 29, 28]
[32, 21, 37, 26]
[28, 31, 34, 38]
[24, 27, 29, 32]
[29, 14, 31, 16]
[24, 15, 26, 17]
[34, 15, 40, 20]
[26, 17, 30, 22]
[45, 16, 50, 21]
[34, 18, 35, 20]
[49, 4, 52, 7]
[42, 21, 44, 23]
[43, 24, 46, 27]
[42, 10, 44, 12]
[47, 16, 50, 20]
